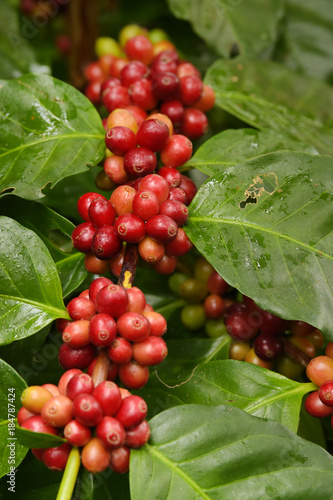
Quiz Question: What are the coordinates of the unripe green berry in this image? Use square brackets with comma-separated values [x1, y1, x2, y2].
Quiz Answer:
[181, 304, 206, 330]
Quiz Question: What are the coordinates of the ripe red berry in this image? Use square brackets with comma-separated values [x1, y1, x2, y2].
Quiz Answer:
[126, 287, 146, 314]
[101, 77, 122, 94]
[58, 369, 83, 395]
[115, 213, 146, 244]
[77, 193, 107, 221]
[165, 227, 193, 256]
[203, 294, 225, 319]
[120, 60, 148, 87]
[318, 380, 333, 407]
[89, 277, 113, 303]
[115, 395, 148, 429]
[89, 313, 117, 347]
[179, 75, 203, 105]
[117, 312, 151, 342]
[17, 407, 35, 426]
[103, 155, 129, 185]
[67, 297, 96, 321]
[152, 253, 177, 274]
[62, 320, 90, 348]
[92, 381, 122, 416]
[207, 271, 229, 295]
[109, 446, 130, 474]
[151, 49, 178, 74]
[125, 35, 154, 65]
[305, 391, 333, 418]
[64, 419, 92, 447]
[160, 134, 193, 168]
[41, 395, 74, 427]
[91, 225, 122, 260]
[136, 119, 170, 151]
[158, 166, 181, 187]
[95, 284, 129, 318]
[81, 437, 111, 473]
[20, 415, 58, 436]
[105, 126, 137, 156]
[85, 80, 102, 105]
[108, 337, 133, 364]
[133, 190, 160, 221]
[180, 108, 208, 139]
[125, 420, 150, 448]
[177, 61, 200, 79]
[110, 185, 137, 216]
[73, 394, 103, 427]
[193, 84, 215, 111]
[96, 416, 126, 449]
[123, 147, 157, 178]
[306, 356, 333, 387]
[159, 200, 189, 226]
[253, 333, 283, 361]
[58, 343, 97, 370]
[225, 310, 259, 341]
[66, 373, 95, 400]
[103, 85, 130, 112]
[72, 222, 96, 253]
[132, 336, 168, 366]
[146, 214, 178, 243]
[128, 78, 158, 110]
[179, 175, 197, 205]
[43, 443, 72, 471]
[168, 187, 187, 204]
[118, 361, 149, 389]
[138, 174, 169, 202]
[151, 72, 180, 101]
[160, 100, 185, 127]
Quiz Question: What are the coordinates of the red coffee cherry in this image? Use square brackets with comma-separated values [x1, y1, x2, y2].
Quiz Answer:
[55, 318, 72, 333]
[160, 134, 193, 168]
[159, 200, 188, 226]
[144, 311, 167, 337]
[179, 175, 197, 205]
[67, 297, 96, 321]
[43, 443, 72, 471]
[89, 313, 117, 347]
[115, 213, 146, 243]
[126, 287, 146, 314]
[158, 166, 181, 187]
[77, 192, 106, 221]
[306, 356, 333, 387]
[138, 236, 165, 263]
[105, 126, 137, 156]
[92, 381, 122, 416]
[168, 187, 187, 204]
[136, 119, 170, 151]
[101, 77, 122, 94]
[125, 420, 150, 448]
[225, 310, 259, 341]
[85, 80, 102, 105]
[73, 394, 103, 427]
[177, 61, 200, 79]
[146, 214, 178, 243]
[318, 380, 333, 407]
[151, 72, 180, 101]
[103, 85, 130, 112]
[103, 155, 129, 185]
[123, 147, 157, 178]
[58, 369, 83, 395]
[58, 343, 97, 370]
[253, 333, 283, 361]
[203, 294, 225, 319]
[62, 320, 91, 348]
[193, 84, 215, 111]
[138, 174, 169, 202]
[180, 108, 208, 139]
[179, 75, 203, 105]
[151, 49, 178, 74]
[110, 185, 137, 216]
[20, 415, 58, 436]
[88, 198, 117, 227]
[109, 446, 130, 474]
[66, 373, 94, 400]
[91, 225, 122, 260]
[117, 312, 151, 342]
[118, 361, 149, 389]
[84, 61, 104, 81]
[17, 407, 35, 426]
[21, 386, 53, 414]
[64, 419, 92, 447]
[207, 271, 229, 295]
[127, 105, 148, 126]
[72, 222, 96, 253]
[89, 277, 113, 303]
[81, 437, 111, 473]
[165, 227, 193, 256]
[133, 190, 160, 221]
[160, 100, 185, 127]
[108, 337, 133, 364]
[115, 395, 148, 429]
[41, 395, 74, 427]
[133, 336, 168, 365]
[152, 254, 178, 274]
[128, 78, 158, 110]
[125, 35, 154, 65]
[120, 60, 148, 87]
[41, 384, 60, 397]
[95, 284, 128, 318]
[305, 390, 333, 418]
[96, 416, 126, 449]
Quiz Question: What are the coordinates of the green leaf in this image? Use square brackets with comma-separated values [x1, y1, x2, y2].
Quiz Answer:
[0, 359, 28, 478]
[146, 360, 315, 432]
[0, 1, 50, 79]
[0, 196, 87, 298]
[186, 128, 318, 176]
[167, 0, 284, 59]
[131, 404, 333, 500]
[277, 0, 333, 82]
[0, 217, 69, 345]
[205, 58, 333, 155]
[15, 427, 66, 449]
[0, 74, 105, 200]
[186, 152, 333, 339]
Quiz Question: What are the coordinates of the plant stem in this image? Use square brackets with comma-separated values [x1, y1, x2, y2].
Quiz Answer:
[91, 348, 110, 386]
[118, 244, 138, 289]
[56, 447, 81, 500]
[281, 337, 311, 367]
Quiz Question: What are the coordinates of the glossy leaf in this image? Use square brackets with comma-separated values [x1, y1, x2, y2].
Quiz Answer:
[145, 360, 316, 432]
[168, 0, 284, 59]
[0, 217, 69, 345]
[205, 59, 333, 155]
[186, 152, 333, 339]
[0, 74, 105, 200]
[0, 359, 28, 478]
[0, 1, 49, 79]
[186, 128, 318, 176]
[278, 0, 333, 82]
[131, 405, 333, 500]
[0, 196, 87, 298]
[15, 427, 66, 449]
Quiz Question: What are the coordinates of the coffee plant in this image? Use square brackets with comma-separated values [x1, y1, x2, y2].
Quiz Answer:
[1, 0, 333, 498]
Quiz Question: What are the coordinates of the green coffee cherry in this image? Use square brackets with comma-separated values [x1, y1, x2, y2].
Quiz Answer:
[205, 319, 227, 338]
[148, 28, 169, 44]
[119, 24, 147, 47]
[194, 257, 214, 283]
[95, 37, 124, 58]
[178, 278, 207, 303]
[181, 304, 206, 331]
[168, 273, 189, 295]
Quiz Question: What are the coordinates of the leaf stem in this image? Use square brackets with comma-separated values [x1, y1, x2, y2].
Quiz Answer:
[56, 447, 81, 500]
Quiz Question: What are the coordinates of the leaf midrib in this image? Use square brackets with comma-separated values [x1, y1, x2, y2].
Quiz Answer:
[0, 132, 105, 160]
[0, 293, 69, 319]
[189, 216, 333, 261]
[145, 443, 211, 500]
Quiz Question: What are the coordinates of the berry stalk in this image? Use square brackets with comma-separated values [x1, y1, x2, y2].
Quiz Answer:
[56, 447, 81, 500]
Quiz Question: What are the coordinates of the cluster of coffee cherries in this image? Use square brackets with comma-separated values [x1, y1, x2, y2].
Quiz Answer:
[84, 24, 215, 140]
[72, 160, 195, 275]
[304, 346, 333, 426]
[170, 257, 323, 379]
[18, 374, 150, 474]
[56, 277, 168, 390]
